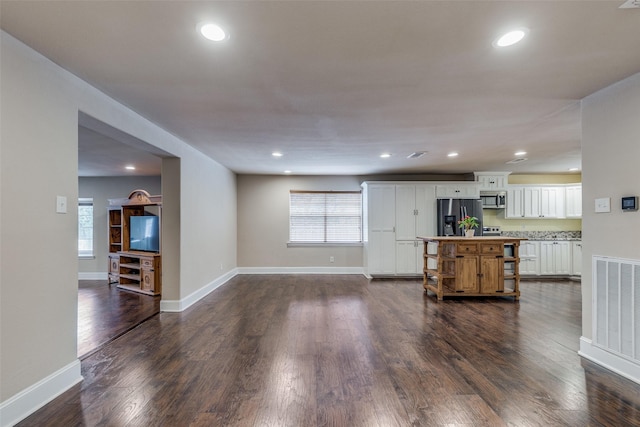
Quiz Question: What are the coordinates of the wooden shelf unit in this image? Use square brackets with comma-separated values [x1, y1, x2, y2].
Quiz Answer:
[107, 189, 162, 295]
[420, 236, 524, 301]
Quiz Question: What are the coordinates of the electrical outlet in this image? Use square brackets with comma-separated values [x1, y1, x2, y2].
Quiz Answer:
[329, 256, 335, 263]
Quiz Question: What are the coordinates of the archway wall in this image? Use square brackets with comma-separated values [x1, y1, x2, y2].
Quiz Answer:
[0, 31, 237, 412]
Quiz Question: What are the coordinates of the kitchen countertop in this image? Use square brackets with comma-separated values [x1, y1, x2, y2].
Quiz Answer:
[500, 230, 581, 241]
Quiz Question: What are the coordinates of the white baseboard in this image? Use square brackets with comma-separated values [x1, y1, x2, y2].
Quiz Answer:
[0, 359, 82, 427]
[78, 272, 107, 280]
[579, 336, 640, 385]
[237, 266, 365, 275]
[160, 268, 239, 312]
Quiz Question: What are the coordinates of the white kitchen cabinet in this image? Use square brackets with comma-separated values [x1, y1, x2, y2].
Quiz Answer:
[505, 186, 525, 218]
[363, 182, 436, 276]
[572, 241, 582, 276]
[395, 184, 436, 275]
[396, 240, 424, 275]
[363, 184, 396, 275]
[506, 186, 566, 219]
[474, 172, 510, 191]
[519, 241, 540, 275]
[540, 241, 571, 275]
[566, 185, 582, 218]
[435, 183, 480, 199]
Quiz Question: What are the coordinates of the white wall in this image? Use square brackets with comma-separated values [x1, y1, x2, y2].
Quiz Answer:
[0, 31, 237, 420]
[237, 175, 363, 269]
[78, 176, 161, 275]
[580, 72, 640, 379]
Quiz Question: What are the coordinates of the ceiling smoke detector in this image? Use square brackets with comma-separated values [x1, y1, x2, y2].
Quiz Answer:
[407, 152, 426, 159]
[620, 0, 640, 8]
[506, 158, 528, 164]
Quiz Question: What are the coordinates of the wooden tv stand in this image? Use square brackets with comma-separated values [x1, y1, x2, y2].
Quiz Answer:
[108, 189, 162, 296]
[419, 236, 526, 301]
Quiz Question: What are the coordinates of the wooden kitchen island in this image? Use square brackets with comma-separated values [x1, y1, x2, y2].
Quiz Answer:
[419, 236, 526, 301]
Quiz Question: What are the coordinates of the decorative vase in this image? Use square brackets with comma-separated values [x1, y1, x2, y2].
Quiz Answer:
[465, 229, 475, 238]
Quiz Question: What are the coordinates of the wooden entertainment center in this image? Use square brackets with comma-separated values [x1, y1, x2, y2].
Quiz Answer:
[107, 190, 162, 296]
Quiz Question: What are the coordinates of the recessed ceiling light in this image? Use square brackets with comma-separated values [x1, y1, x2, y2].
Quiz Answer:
[380, 153, 391, 158]
[272, 152, 283, 157]
[569, 167, 579, 171]
[514, 151, 527, 156]
[447, 152, 459, 157]
[125, 165, 135, 170]
[284, 170, 292, 174]
[493, 28, 529, 48]
[199, 23, 227, 42]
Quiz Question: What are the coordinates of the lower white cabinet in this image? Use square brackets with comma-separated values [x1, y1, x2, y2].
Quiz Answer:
[396, 240, 424, 275]
[519, 241, 540, 275]
[539, 241, 571, 275]
[572, 241, 582, 276]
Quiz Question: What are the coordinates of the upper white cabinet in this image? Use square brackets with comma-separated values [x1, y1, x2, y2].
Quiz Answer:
[395, 184, 436, 240]
[565, 185, 582, 218]
[435, 183, 480, 199]
[505, 186, 566, 219]
[474, 172, 510, 191]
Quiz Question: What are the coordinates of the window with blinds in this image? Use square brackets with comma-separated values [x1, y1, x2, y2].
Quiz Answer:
[78, 198, 94, 257]
[289, 191, 362, 243]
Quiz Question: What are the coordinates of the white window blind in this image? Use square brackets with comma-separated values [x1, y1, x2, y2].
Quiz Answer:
[289, 191, 362, 243]
[78, 198, 94, 257]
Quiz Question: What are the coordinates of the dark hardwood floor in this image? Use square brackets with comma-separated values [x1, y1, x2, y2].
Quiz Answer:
[77, 280, 160, 359]
[22, 276, 640, 426]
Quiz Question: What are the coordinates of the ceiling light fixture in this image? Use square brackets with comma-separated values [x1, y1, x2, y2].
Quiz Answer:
[272, 152, 283, 157]
[380, 153, 391, 158]
[199, 23, 227, 42]
[493, 28, 529, 48]
[569, 167, 579, 171]
[514, 151, 527, 156]
[284, 170, 292, 174]
[447, 152, 459, 157]
[125, 165, 136, 170]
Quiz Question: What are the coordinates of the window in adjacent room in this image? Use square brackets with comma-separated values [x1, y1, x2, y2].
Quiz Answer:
[289, 191, 362, 244]
[78, 198, 94, 257]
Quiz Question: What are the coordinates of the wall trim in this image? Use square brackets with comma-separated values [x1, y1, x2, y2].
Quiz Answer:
[0, 359, 82, 427]
[78, 272, 108, 280]
[237, 266, 365, 275]
[160, 268, 239, 313]
[579, 336, 640, 385]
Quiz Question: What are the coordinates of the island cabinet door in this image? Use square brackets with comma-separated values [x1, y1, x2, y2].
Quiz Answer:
[455, 256, 479, 292]
[480, 256, 504, 293]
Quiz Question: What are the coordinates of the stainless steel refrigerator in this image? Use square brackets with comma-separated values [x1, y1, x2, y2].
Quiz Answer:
[437, 198, 484, 236]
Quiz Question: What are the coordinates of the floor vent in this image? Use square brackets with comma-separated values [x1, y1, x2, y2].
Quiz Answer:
[593, 256, 640, 365]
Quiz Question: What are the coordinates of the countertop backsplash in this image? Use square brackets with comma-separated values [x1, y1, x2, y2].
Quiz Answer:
[501, 230, 582, 240]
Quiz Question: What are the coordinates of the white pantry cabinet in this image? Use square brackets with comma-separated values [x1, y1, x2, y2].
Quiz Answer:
[363, 182, 437, 276]
[539, 241, 572, 275]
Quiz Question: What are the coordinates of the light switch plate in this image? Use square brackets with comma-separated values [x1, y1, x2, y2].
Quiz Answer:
[595, 197, 611, 213]
[56, 195, 67, 214]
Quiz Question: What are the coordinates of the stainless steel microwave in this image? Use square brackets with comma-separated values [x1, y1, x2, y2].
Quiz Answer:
[480, 191, 506, 209]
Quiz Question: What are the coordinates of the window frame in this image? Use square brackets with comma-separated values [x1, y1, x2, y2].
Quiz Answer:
[288, 190, 363, 247]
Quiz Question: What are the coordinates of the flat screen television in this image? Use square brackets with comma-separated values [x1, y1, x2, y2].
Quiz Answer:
[129, 215, 159, 252]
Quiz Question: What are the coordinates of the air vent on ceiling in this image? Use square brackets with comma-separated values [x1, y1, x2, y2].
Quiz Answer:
[620, 0, 640, 8]
[407, 152, 426, 159]
[506, 158, 528, 164]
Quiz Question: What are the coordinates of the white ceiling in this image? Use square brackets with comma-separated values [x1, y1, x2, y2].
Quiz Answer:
[3, 1, 640, 177]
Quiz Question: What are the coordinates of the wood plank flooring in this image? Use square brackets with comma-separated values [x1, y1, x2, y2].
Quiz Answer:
[77, 280, 160, 359]
[21, 275, 640, 426]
